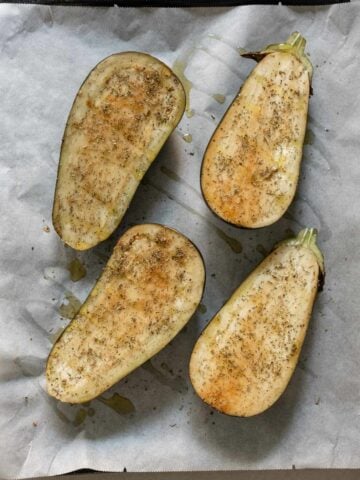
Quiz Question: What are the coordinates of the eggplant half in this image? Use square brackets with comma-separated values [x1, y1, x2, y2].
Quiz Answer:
[201, 33, 312, 228]
[47, 224, 205, 403]
[190, 229, 324, 417]
[53, 53, 185, 250]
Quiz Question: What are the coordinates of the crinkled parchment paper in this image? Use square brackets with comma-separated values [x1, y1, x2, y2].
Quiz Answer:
[0, 3, 359, 478]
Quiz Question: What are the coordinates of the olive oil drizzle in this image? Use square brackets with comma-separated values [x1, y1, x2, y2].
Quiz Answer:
[72, 407, 96, 426]
[73, 408, 88, 426]
[172, 56, 194, 118]
[182, 133, 193, 143]
[49, 292, 82, 343]
[98, 393, 135, 414]
[59, 292, 82, 320]
[67, 258, 87, 282]
[212, 94, 226, 104]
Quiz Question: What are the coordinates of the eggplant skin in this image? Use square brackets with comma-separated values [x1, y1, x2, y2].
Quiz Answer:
[190, 229, 323, 417]
[46, 224, 205, 404]
[201, 49, 310, 228]
[53, 52, 185, 250]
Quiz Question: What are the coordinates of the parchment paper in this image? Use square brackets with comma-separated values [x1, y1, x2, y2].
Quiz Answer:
[1, 3, 359, 478]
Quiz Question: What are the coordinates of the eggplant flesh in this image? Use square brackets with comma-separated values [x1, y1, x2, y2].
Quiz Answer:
[201, 33, 312, 228]
[47, 224, 205, 403]
[190, 229, 324, 417]
[53, 52, 185, 250]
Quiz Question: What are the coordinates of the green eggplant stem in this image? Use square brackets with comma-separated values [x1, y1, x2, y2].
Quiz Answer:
[286, 32, 306, 55]
[242, 31, 313, 82]
[282, 228, 325, 275]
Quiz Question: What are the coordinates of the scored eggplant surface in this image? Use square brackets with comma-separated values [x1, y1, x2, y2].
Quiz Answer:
[190, 229, 324, 417]
[201, 33, 312, 228]
[53, 53, 185, 250]
[47, 224, 205, 403]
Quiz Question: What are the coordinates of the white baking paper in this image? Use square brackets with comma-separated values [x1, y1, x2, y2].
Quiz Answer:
[0, 3, 359, 478]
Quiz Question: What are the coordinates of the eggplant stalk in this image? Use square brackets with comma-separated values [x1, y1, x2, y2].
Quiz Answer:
[279, 227, 324, 274]
[243, 32, 313, 82]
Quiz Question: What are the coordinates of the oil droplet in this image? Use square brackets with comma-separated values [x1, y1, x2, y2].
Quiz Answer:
[182, 133, 192, 143]
[199, 304, 207, 314]
[212, 93, 226, 104]
[68, 258, 86, 282]
[59, 292, 82, 320]
[172, 57, 194, 118]
[49, 327, 65, 344]
[256, 244, 267, 257]
[304, 129, 315, 145]
[98, 393, 135, 415]
[73, 408, 88, 427]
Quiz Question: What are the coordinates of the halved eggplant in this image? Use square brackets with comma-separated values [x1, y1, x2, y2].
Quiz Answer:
[47, 224, 205, 403]
[190, 229, 324, 417]
[201, 33, 312, 228]
[53, 53, 185, 250]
